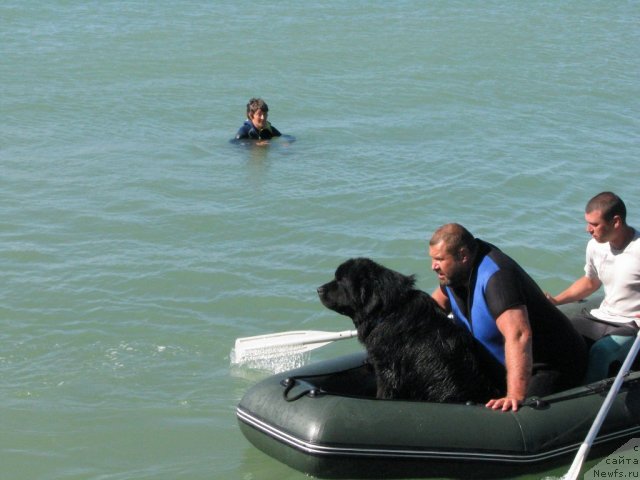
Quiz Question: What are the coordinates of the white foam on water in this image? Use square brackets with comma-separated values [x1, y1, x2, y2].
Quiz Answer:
[230, 346, 311, 374]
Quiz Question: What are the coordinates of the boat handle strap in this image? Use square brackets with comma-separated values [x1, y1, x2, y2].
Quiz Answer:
[281, 377, 323, 402]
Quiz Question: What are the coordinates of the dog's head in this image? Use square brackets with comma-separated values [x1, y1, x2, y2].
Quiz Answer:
[317, 258, 416, 320]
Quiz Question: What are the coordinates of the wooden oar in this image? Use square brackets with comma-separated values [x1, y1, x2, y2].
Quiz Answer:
[565, 328, 640, 480]
[233, 329, 358, 363]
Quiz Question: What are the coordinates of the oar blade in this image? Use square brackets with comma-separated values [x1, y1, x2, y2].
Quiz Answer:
[233, 329, 357, 364]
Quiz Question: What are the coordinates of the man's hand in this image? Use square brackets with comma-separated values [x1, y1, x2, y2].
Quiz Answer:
[486, 396, 522, 412]
[545, 292, 558, 305]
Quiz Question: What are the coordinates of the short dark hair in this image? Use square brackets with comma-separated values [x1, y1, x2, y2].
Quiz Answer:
[246, 98, 269, 119]
[586, 191, 627, 223]
[429, 223, 477, 257]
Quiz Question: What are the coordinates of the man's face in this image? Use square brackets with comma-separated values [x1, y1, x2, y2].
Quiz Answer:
[249, 109, 268, 130]
[585, 209, 615, 244]
[429, 241, 469, 287]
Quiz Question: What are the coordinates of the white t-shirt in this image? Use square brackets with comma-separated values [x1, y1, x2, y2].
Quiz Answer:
[585, 228, 640, 323]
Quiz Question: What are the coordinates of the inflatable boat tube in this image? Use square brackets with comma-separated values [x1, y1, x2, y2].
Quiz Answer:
[237, 299, 640, 478]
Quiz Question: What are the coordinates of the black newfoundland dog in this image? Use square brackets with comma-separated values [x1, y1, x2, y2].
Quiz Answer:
[317, 258, 505, 403]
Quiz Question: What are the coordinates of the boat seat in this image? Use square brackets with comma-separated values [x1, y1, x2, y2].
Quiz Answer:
[584, 335, 636, 384]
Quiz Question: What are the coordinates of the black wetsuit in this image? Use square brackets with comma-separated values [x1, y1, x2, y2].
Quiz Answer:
[235, 120, 282, 140]
[443, 240, 588, 396]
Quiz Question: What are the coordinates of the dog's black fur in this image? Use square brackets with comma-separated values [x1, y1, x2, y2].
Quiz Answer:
[317, 258, 505, 402]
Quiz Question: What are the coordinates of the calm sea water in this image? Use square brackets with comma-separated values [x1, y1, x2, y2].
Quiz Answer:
[2, 1, 639, 479]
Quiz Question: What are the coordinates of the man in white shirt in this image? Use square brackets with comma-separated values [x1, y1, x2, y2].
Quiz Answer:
[547, 192, 640, 346]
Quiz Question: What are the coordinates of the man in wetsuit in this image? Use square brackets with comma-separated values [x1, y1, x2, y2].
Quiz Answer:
[429, 223, 587, 412]
[235, 97, 282, 141]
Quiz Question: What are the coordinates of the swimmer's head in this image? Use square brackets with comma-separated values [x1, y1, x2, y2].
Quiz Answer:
[246, 98, 269, 119]
[246, 98, 270, 130]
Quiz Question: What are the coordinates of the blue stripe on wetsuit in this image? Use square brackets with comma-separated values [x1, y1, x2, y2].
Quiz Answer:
[446, 255, 505, 365]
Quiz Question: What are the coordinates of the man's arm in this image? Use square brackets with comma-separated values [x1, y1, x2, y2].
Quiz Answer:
[431, 287, 451, 312]
[485, 305, 532, 412]
[546, 276, 601, 305]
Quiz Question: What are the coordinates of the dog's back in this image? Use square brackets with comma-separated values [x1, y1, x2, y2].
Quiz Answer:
[361, 290, 504, 402]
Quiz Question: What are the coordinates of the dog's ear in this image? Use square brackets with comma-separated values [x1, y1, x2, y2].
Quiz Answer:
[402, 273, 416, 290]
[361, 283, 381, 317]
[359, 281, 372, 309]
